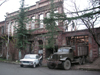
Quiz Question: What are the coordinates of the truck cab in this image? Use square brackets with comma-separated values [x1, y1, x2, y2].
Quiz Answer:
[47, 47, 73, 70]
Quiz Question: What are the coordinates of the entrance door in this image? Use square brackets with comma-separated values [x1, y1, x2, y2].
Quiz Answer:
[38, 40, 43, 54]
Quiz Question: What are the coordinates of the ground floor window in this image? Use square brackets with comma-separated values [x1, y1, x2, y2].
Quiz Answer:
[66, 35, 88, 46]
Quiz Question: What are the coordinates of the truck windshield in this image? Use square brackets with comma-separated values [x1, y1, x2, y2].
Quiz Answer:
[58, 48, 69, 53]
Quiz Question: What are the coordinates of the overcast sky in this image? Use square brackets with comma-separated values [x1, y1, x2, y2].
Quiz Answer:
[0, 0, 38, 21]
[1, 0, 96, 30]
[0, 0, 89, 22]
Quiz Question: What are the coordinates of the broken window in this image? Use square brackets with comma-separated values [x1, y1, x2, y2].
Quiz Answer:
[31, 16, 35, 29]
[0, 42, 2, 56]
[1, 26, 4, 34]
[46, 12, 50, 18]
[8, 22, 12, 35]
[11, 22, 15, 36]
[39, 14, 44, 28]
[54, 10, 58, 26]
[14, 22, 18, 33]
[26, 21, 29, 30]
[66, 35, 88, 46]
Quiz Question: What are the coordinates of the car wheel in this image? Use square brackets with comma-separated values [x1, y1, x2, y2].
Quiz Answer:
[33, 63, 36, 68]
[62, 60, 71, 70]
[20, 65, 23, 67]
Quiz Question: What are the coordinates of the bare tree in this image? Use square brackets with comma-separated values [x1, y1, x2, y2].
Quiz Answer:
[64, 0, 100, 47]
[0, 0, 8, 6]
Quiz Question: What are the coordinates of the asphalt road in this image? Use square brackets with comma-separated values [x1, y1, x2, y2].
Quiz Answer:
[0, 62, 100, 75]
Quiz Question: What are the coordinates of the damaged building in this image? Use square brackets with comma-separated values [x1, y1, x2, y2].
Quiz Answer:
[0, 0, 100, 65]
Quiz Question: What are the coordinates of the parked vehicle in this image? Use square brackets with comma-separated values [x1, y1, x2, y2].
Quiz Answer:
[47, 45, 88, 70]
[20, 54, 40, 68]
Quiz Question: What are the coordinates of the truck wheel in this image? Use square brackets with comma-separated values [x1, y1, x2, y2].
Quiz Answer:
[47, 63, 55, 69]
[62, 60, 71, 70]
[79, 57, 82, 65]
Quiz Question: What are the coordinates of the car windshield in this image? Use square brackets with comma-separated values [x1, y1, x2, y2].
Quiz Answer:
[24, 55, 36, 59]
[58, 48, 69, 53]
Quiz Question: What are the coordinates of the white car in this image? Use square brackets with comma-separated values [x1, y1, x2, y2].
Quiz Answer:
[20, 54, 40, 68]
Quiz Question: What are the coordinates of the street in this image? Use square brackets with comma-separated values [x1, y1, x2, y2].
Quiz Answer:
[0, 62, 100, 75]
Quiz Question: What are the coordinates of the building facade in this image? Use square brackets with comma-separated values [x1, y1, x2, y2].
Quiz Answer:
[0, 0, 100, 64]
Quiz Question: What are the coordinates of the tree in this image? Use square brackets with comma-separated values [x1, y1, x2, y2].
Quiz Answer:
[15, 0, 30, 57]
[0, 35, 8, 59]
[63, 0, 100, 47]
[64, 0, 100, 20]
[0, 35, 17, 60]
[43, 0, 59, 53]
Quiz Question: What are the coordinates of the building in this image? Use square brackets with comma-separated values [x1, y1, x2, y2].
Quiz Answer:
[0, 0, 100, 64]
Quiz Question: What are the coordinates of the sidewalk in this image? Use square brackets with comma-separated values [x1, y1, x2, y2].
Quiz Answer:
[71, 57, 100, 71]
[0, 60, 20, 65]
[71, 64, 100, 71]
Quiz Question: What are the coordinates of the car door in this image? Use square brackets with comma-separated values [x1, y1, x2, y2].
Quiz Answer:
[35, 55, 40, 64]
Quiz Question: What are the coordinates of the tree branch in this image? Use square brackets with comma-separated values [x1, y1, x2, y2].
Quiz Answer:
[0, 0, 7, 6]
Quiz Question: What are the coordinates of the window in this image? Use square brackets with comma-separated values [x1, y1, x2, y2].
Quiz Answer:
[54, 10, 58, 13]
[36, 55, 39, 59]
[66, 36, 88, 46]
[54, 10, 58, 25]
[70, 49, 73, 53]
[46, 12, 50, 18]
[58, 48, 69, 53]
[8, 22, 12, 35]
[31, 16, 35, 29]
[14, 22, 18, 33]
[1, 26, 4, 34]
[11, 22, 15, 36]
[39, 14, 44, 28]
[26, 22, 29, 30]
[0, 42, 2, 53]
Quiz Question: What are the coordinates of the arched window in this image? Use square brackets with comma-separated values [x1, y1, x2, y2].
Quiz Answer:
[54, 10, 58, 26]
[14, 22, 18, 33]
[8, 21, 15, 35]
[8, 22, 12, 35]
[11, 22, 15, 36]
[54, 10, 58, 13]
[46, 12, 50, 18]
[39, 14, 44, 28]
[31, 16, 35, 29]
[26, 21, 29, 30]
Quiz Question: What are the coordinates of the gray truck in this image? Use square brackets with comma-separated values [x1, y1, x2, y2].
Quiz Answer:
[47, 45, 88, 70]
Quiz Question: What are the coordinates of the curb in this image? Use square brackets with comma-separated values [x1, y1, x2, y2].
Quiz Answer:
[0, 60, 20, 65]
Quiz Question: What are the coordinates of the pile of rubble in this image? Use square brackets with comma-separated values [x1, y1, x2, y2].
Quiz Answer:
[71, 57, 100, 71]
